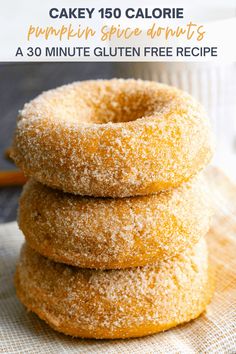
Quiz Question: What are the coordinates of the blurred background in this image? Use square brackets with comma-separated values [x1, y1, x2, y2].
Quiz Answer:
[0, 62, 235, 222]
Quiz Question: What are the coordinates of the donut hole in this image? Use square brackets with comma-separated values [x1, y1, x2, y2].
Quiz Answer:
[85, 91, 158, 124]
[50, 82, 170, 124]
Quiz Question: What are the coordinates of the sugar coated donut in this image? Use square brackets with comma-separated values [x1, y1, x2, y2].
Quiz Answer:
[18, 174, 211, 269]
[15, 239, 214, 339]
[11, 79, 213, 197]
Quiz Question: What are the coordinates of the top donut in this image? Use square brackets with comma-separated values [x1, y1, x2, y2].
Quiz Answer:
[11, 79, 213, 197]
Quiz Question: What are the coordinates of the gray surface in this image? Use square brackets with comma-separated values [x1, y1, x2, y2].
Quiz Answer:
[0, 63, 114, 222]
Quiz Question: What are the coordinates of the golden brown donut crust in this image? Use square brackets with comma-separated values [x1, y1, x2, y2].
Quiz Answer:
[11, 79, 213, 197]
[15, 239, 214, 339]
[18, 175, 212, 269]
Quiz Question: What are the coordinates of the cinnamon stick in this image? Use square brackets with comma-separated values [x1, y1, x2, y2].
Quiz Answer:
[0, 170, 27, 187]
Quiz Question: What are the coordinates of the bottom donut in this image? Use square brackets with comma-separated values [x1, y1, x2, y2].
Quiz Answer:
[15, 239, 214, 339]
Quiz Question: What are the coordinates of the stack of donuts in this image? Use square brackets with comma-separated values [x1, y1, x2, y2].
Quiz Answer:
[11, 79, 214, 339]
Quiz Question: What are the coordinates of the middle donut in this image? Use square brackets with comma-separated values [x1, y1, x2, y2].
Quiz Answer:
[18, 175, 211, 269]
